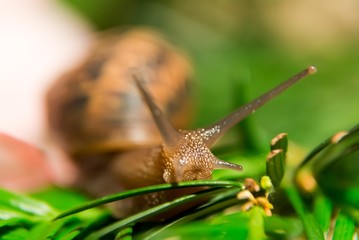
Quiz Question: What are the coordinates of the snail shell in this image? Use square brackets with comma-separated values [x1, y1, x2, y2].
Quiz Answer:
[47, 28, 194, 217]
[47, 28, 192, 156]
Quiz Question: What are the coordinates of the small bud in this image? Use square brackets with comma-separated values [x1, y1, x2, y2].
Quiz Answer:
[260, 176, 274, 192]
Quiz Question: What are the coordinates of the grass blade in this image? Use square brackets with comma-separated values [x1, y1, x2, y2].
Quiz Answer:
[266, 149, 285, 188]
[285, 186, 324, 240]
[313, 194, 332, 232]
[333, 211, 355, 240]
[248, 206, 265, 240]
[0, 189, 56, 217]
[54, 180, 243, 220]
[86, 188, 231, 239]
[142, 189, 240, 239]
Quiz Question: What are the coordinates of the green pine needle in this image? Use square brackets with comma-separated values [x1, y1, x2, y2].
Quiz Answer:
[53, 180, 243, 221]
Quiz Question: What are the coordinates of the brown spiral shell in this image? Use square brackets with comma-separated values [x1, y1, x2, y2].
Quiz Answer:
[46, 28, 193, 157]
[46, 29, 194, 217]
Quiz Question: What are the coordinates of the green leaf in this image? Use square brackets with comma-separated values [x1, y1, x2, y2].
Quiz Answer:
[31, 188, 89, 211]
[141, 212, 250, 240]
[0, 218, 29, 229]
[115, 227, 133, 240]
[68, 212, 113, 240]
[248, 206, 265, 240]
[265, 133, 288, 188]
[141, 189, 240, 239]
[86, 187, 237, 239]
[0, 209, 34, 222]
[61, 230, 81, 240]
[313, 194, 332, 232]
[313, 125, 359, 209]
[285, 186, 324, 240]
[0, 189, 56, 218]
[147, 220, 249, 240]
[333, 211, 355, 240]
[27, 220, 65, 240]
[54, 180, 243, 220]
[0, 228, 29, 240]
[266, 149, 285, 188]
[264, 215, 303, 239]
[25, 217, 83, 240]
[270, 133, 288, 155]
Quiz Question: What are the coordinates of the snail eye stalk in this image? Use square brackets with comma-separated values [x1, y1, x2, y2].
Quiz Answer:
[204, 66, 317, 147]
[133, 71, 181, 150]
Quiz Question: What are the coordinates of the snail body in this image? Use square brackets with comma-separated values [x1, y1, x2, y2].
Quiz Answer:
[47, 28, 316, 218]
[47, 28, 195, 217]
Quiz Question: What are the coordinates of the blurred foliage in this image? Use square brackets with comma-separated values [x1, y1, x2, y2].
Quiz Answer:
[1, 124, 358, 239]
[1, 1, 357, 239]
[59, 0, 359, 149]
[297, 124, 359, 223]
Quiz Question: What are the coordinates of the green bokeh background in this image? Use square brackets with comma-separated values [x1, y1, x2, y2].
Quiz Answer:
[60, 0, 358, 149]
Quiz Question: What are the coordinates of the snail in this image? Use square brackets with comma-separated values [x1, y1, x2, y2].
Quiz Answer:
[46, 28, 316, 218]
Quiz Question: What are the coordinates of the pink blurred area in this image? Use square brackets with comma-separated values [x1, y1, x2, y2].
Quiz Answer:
[0, 131, 81, 192]
[0, 0, 93, 192]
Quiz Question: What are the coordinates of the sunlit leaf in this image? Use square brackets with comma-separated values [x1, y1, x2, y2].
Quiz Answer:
[285, 186, 324, 240]
[0, 228, 29, 240]
[333, 211, 355, 240]
[313, 194, 332, 232]
[0, 189, 56, 218]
